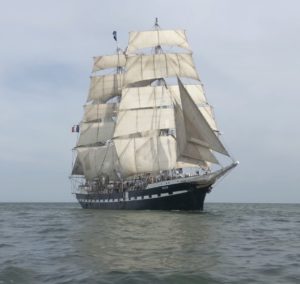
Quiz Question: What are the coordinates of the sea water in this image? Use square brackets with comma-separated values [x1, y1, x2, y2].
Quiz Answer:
[0, 203, 299, 283]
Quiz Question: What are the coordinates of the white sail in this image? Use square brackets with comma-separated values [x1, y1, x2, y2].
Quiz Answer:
[176, 77, 229, 156]
[71, 156, 84, 175]
[93, 54, 126, 72]
[169, 84, 207, 105]
[125, 53, 199, 86]
[127, 30, 190, 53]
[87, 74, 123, 103]
[119, 85, 217, 131]
[83, 103, 117, 122]
[174, 98, 219, 164]
[114, 136, 178, 177]
[170, 85, 218, 131]
[77, 121, 115, 146]
[114, 108, 175, 137]
[199, 105, 218, 131]
[77, 145, 118, 180]
[120, 84, 206, 110]
[120, 86, 172, 109]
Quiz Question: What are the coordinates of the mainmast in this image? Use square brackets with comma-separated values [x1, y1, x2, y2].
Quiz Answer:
[113, 19, 214, 178]
[154, 17, 162, 54]
[154, 18, 164, 88]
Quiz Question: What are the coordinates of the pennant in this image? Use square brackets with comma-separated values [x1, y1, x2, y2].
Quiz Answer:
[113, 31, 117, 41]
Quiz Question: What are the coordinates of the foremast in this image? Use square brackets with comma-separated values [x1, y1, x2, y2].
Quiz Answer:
[71, 34, 126, 185]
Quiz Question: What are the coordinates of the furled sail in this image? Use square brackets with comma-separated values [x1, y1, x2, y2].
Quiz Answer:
[77, 144, 118, 180]
[93, 54, 126, 72]
[124, 53, 199, 86]
[87, 74, 123, 103]
[175, 77, 229, 157]
[127, 30, 190, 53]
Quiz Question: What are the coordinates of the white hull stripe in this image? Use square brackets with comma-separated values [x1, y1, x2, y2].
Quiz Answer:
[146, 175, 212, 189]
[78, 190, 188, 204]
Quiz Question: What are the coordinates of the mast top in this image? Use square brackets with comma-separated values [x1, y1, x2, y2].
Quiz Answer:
[112, 30, 119, 52]
[154, 17, 160, 29]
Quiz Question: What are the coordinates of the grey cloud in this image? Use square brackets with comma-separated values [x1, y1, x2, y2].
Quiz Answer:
[0, 0, 299, 202]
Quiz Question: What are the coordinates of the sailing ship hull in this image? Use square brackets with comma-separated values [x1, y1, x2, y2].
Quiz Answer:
[75, 182, 211, 211]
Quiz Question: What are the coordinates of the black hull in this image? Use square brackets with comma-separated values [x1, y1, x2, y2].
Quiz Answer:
[76, 182, 210, 211]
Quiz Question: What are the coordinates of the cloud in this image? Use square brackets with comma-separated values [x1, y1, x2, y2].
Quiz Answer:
[0, 0, 299, 202]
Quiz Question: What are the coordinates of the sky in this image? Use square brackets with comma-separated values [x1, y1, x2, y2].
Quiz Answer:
[0, 0, 299, 203]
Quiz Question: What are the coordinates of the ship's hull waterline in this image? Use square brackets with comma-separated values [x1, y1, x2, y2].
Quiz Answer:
[76, 182, 210, 210]
[75, 163, 238, 210]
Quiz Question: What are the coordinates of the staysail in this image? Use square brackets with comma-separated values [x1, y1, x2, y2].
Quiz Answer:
[174, 77, 229, 162]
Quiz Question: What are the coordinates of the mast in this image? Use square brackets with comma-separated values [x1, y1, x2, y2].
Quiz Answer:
[71, 32, 126, 182]
[154, 17, 161, 55]
[113, 20, 212, 178]
[72, 21, 234, 183]
[113, 30, 123, 102]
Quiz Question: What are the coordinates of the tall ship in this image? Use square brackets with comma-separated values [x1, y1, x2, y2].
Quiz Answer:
[70, 20, 238, 210]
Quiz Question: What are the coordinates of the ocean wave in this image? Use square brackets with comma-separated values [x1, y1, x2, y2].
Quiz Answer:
[0, 266, 37, 284]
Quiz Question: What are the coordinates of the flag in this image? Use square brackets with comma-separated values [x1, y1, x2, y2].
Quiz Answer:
[113, 31, 117, 41]
[72, 125, 80, 133]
